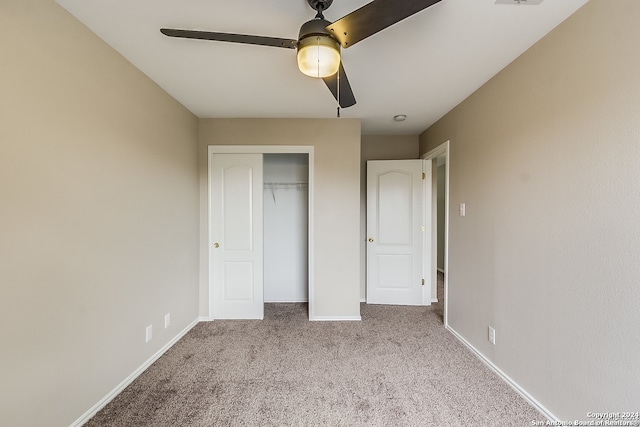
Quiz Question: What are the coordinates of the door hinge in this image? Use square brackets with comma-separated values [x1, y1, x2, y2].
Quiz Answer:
[422, 172, 426, 179]
[421, 278, 425, 286]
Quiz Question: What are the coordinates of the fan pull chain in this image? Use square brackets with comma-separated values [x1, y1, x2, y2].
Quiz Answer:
[316, 37, 321, 78]
[336, 63, 341, 118]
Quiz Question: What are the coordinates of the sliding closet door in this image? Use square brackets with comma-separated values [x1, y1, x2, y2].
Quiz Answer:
[210, 153, 264, 319]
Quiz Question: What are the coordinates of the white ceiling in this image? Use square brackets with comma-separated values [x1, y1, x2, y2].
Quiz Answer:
[55, 0, 588, 135]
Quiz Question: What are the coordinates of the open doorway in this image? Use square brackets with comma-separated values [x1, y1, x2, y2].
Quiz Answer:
[263, 153, 309, 303]
[423, 141, 449, 325]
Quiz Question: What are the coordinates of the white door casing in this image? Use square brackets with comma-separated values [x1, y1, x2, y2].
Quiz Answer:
[210, 153, 264, 319]
[366, 160, 430, 305]
[422, 140, 449, 325]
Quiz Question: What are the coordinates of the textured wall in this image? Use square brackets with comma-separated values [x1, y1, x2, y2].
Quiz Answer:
[198, 119, 361, 319]
[420, 0, 640, 418]
[0, 1, 200, 426]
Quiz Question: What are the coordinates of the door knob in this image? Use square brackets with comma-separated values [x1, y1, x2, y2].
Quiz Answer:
[368, 238, 374, 243]
[213, 242, 220, 248]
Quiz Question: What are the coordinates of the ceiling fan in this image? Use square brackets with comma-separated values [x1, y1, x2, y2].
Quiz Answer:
[161, 0, 442, 109]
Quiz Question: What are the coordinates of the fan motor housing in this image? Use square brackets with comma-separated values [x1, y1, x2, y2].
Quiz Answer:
[298, 17, 334, 40]
[297, 17, 340, 54]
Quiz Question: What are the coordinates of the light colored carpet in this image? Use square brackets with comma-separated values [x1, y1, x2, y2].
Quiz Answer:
[86, 275, 542, 426]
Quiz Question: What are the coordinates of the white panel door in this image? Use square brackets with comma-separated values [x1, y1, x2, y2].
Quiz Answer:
[367, 160, 428, 305]
[211, 153, 263, 319]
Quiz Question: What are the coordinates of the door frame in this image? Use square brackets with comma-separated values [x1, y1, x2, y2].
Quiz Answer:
[422, 140, 450, 327]
[422, 158, 433, 306]
[208, 145, 315, 319]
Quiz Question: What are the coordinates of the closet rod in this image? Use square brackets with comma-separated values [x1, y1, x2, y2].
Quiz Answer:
[263, 181, 308, 189]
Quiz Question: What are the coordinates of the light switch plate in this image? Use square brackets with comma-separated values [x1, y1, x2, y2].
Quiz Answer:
[459, 203, 466, 217]
[488, 326, 496, 345]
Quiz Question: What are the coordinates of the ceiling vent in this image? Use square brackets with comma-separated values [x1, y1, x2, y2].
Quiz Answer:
[495, 0, 543, 4]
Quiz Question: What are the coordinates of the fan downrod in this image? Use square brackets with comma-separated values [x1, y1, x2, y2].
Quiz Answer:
[307, 0, 333, 13]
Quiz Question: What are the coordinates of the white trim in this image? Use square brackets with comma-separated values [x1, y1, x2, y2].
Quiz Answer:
[446, 325, 557, 422]
[209, 145, 313, 154]
[421, 159, 432, 306]
[70, 318, 200, 427]
[310, 315, 362, 321]
[444, 143, 450, 327]
[307, 149, 315, 320]
[208, 145, 315, 320]
[422, 143, 448, 161]
[264, 300, 309, 303]
[207, 148, 214, 319]
[431, 298, 439, 303]
[422, 140, 450, 327]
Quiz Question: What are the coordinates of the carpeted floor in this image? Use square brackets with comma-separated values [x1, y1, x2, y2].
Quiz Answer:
[86, 274, 543, 426]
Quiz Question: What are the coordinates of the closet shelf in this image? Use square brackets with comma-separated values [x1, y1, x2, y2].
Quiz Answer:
[263, 181, 308, 190]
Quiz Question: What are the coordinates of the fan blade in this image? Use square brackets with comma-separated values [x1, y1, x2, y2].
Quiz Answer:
[160, 28, 297, 49]
[322, 63, 356, 108]
[326, 0, 442, 48]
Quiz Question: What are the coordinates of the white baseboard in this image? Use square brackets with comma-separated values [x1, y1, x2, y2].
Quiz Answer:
[445, 325, 558, 422]
[70, 318, 200, 427]
[310, 315, 362, 321]
[431, 298, 439, 303]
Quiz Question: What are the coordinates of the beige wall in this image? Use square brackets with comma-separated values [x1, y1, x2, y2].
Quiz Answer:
[420, 0, 640, 418]
[199, 119, 361, 319]
[360, 135, 419, 299]
[0, 1, 200, 426]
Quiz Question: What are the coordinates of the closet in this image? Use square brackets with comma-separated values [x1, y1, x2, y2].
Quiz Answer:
[263, 154, 309, 302]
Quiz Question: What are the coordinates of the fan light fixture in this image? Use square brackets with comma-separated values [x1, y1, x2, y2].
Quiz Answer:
[297, 35, 340, 78]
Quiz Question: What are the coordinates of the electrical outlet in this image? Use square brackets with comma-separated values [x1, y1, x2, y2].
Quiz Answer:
[459, 203, 466, 217]
[488, 326, 496, 345]
[145, 325, 153, 343]
[164, 313, 171, 329]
